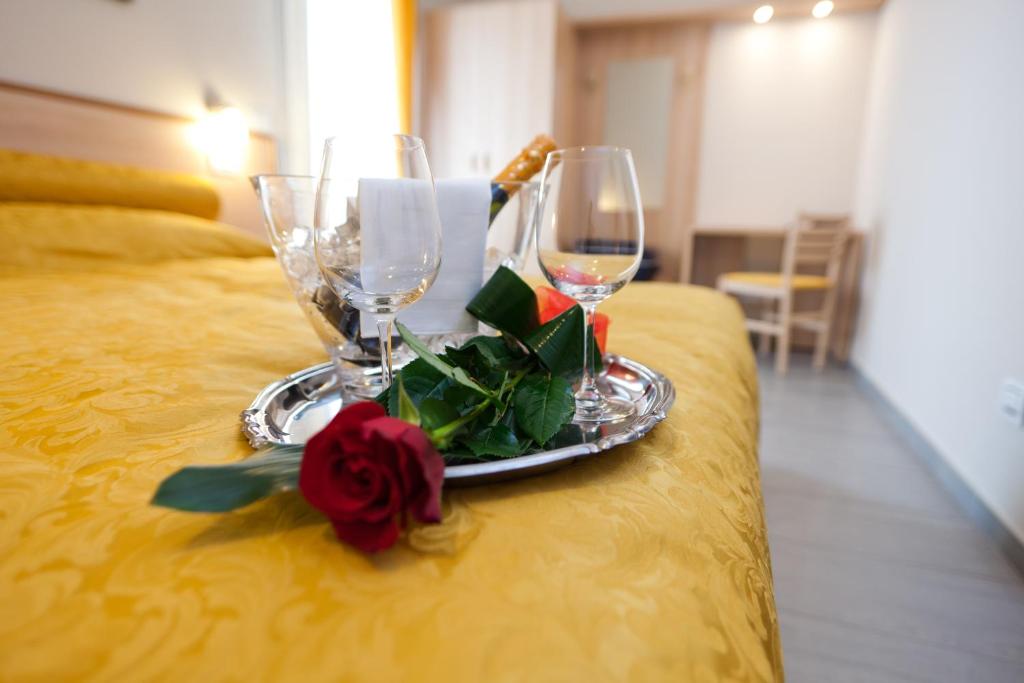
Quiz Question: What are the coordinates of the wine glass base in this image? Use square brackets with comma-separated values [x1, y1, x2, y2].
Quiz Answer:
[329, 344, 417, 401]
[341, 372, 385, 400]
[572, 395, 636, 424]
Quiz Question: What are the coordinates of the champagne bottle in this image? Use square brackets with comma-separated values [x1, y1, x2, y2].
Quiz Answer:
[315, 134, 558, 351]
[489, 134, 557, 224]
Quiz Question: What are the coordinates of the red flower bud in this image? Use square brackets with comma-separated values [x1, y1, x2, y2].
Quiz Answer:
[299, 402, 445, 553]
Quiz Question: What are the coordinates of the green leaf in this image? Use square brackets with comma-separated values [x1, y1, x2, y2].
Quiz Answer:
[386, 358, 450, 416]
[396, 375, 420, 426]
[523, 305, 602, 379]
[419, 397, 462, 431]
[466, 266, 540, 340]
[151, 446, 303, 512]
[441, 344, 486, 376]
[396, 322, 492, 398]
[443, 382, 484, 413]
[461, 335, 527, 368]
[441, 449, 489, 465]
[429, 397, 494, 446]
[442, 340, 519, 389]
[467, 268, 598, 381]
[513, 374, 575, 445]
[462, 424, 522, 458]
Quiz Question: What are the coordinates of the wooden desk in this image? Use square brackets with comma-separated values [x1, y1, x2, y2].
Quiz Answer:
[681, 225, 864, 361]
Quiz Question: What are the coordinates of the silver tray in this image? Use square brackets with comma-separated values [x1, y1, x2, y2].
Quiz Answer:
[241, 354, 675, 486]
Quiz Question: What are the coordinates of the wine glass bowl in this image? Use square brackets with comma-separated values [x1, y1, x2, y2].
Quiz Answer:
[314, 135, 443, 389]
[535, 146, 644, 423]
[251, 174, 389, 398]
[541, 248, 639, 302]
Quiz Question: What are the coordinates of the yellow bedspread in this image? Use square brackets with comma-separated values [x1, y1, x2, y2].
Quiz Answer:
[0, 207, 781, 681]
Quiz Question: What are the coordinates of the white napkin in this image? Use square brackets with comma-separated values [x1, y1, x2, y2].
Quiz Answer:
[356, 177, 441, 294]
[360, 177, 489, 337]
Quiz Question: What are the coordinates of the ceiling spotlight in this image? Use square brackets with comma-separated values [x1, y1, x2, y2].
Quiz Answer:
[753, 4, 774, 23]
[812, 1, 835, 18]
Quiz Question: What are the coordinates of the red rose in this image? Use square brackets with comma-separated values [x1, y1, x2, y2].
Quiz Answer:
[299, 401, 445, 553]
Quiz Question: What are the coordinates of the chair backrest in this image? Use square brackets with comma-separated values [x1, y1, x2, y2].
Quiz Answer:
[797, 212, 851, 232]
[781, 227, 849, 285]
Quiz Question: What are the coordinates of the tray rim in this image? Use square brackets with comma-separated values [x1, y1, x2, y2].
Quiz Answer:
[241, 354, 675, 484]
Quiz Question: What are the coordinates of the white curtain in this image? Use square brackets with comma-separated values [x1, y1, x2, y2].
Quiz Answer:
[304, 0, 400, 176]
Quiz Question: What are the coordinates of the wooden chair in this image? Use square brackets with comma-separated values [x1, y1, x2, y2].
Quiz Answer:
[797, 211, 851, 231]
[717, 227, 850, 375]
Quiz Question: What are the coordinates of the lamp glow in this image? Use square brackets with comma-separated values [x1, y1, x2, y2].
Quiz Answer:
[812, 0, 835, 18]
[193, 106, 250, 175]
[753, 5, 774, 24]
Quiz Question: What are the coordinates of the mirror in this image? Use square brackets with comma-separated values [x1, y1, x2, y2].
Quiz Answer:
[602, 57, 674, 210]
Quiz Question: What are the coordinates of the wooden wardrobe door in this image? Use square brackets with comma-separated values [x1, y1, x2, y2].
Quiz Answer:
[421, 1, 562, 180]
[423, 4, 484, 178]
[485, 0, 558, 175]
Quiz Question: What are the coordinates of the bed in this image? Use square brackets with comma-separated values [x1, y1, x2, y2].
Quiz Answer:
[0, 149, 782, 681]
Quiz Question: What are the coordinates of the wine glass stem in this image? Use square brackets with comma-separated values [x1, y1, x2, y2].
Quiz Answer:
[375, 315, 395, 389]
[576, 303, 602, 417]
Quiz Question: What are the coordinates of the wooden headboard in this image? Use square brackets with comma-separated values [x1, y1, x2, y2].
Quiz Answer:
[0, 80, 277, 239]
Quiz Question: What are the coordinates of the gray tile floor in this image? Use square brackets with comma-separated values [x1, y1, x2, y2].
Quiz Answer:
[758, 358, 1024, 682]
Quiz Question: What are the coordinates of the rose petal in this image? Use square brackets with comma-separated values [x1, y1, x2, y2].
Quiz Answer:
[297, 442, 344, 511]
[356, 462, 403, 523]
[396, 427, 445, 523]
[366, 421, 417, 520]
[363, 416, 443, 524]
[326, 401, 387, 441]
[366, 419, 416, 491]
[364, 415, 418, 444]
[331, 517, 400, 553]
[300, 402, 385, 516]
[325, 457, 383, 517]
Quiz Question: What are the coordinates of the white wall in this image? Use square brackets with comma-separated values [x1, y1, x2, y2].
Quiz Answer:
[427, 0, 752, 22]
[0, 0, 286, 139]
[853, 0, 1024, 541]
[696, 13, 877, 225]
[560, 0, 744, 20]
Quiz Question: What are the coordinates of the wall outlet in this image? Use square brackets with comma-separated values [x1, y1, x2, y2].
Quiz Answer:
[999, 378, 1024, 428]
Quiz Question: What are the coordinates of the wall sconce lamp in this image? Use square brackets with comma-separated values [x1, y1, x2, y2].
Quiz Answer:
[192, 95, 250, 175]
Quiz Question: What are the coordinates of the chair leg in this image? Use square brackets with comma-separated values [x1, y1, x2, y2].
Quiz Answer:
[758, 300, 773, 355]
[775, 295, 793, 376]
[812, 324, 830, 370]
[776, 328, 790, 375]
[813, 287, 839, 371]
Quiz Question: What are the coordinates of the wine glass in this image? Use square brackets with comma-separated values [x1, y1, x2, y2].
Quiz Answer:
[534, 146, 644, 422]
[252, 174, 394, 398]
[314, 134, 443, 389]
